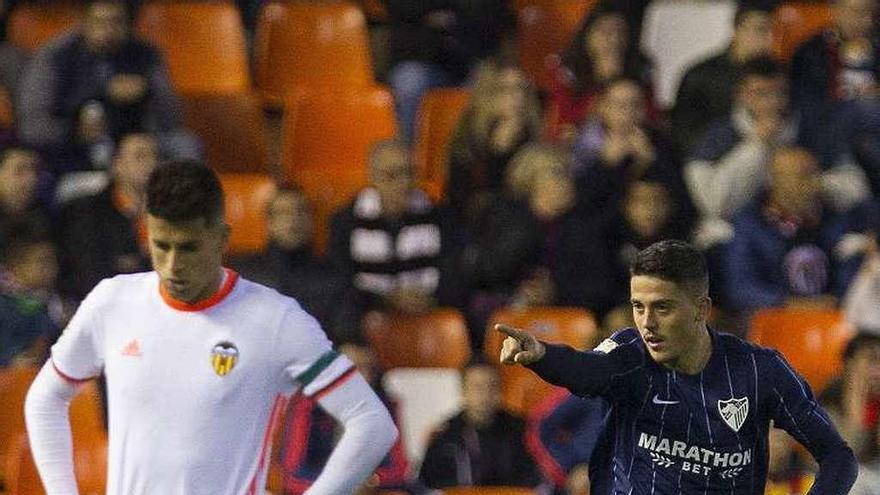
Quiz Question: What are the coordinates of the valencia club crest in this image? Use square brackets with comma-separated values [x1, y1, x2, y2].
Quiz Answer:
[211, 341, 239, 376]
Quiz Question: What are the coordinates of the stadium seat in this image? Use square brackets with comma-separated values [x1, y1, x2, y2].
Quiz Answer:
[443, 488, 536, 495]
[135, 1, 251, 94]
[254, 1, 374, 105]
[749, 308, 855, 394]
[281, 86, 397, 180]
[4, 434, 43, 495]
[218, 173, 275, 256]
[6, 1, 82, 52]
[484, 307, 598, 416]
[515, 0, 596, 91]
[280, 86, 397, 253]
[180, 93, 269, 174]
[773, 2, 833, 61]
[0, 365, 38, 489]
[382, 367, 462, 467]
[5, 380, 108, 495]
[413, 88, 471, 201]
[640, 0, 737, 108]
[363, 309, 472, 369]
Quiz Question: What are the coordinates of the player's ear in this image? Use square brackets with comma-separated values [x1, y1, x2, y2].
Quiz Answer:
[696, 295, 711, 322]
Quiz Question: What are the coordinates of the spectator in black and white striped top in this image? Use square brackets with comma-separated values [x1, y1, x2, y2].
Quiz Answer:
[328, 139, 462, 322]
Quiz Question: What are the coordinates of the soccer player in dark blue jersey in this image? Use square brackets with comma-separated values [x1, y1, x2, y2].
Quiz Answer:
[498, 240, 857, 494]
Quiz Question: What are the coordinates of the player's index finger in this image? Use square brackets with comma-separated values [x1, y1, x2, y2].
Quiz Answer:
[494, 323, 529, 341]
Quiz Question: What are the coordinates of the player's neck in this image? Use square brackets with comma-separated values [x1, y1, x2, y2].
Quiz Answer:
[186, 269, 227, 304]
[672, 324, 713, 375]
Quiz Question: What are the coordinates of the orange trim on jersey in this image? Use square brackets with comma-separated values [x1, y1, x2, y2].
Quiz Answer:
[311, 367, 357, 401]
[51, 358, 94, 385]
[248, 395, 285, 495]
[159, 269, 239, 312]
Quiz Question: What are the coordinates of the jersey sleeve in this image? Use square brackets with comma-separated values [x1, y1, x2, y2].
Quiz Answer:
[763, 350, 857, 493]
[50, 279, 109, 382]
[279, 304, 356, 398]
[528, 329, 646, 401]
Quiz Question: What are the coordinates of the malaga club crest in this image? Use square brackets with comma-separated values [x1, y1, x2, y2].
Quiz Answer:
[211, 341, 239, 376]
[718, 397, 749, 432]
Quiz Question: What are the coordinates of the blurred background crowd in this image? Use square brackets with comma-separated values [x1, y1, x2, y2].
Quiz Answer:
[1, 0, 880, 494]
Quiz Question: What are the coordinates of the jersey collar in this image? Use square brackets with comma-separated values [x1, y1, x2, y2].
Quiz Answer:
[159, 268, 239, 312]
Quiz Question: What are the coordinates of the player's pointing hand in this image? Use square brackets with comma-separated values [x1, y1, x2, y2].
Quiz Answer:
[496, 323, 546, 365]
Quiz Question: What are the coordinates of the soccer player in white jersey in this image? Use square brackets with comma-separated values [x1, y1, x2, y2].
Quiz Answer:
[25, 160, 398, 494]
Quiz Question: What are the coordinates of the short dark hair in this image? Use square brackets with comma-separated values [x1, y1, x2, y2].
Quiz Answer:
[733, 2, 774, 27]
[146, 160, 224, 224]
[630, 240, 709, 295]
[736, 56, 786, 87]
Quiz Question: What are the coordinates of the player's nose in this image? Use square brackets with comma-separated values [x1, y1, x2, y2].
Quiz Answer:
[642, 310, 659, 329]
[166, 251, 186, 275]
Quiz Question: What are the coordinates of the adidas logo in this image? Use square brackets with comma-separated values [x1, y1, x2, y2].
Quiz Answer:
[121, 339, 142, 357]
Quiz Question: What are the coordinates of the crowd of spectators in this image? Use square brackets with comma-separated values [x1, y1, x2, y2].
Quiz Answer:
[2, 0, 880, 493]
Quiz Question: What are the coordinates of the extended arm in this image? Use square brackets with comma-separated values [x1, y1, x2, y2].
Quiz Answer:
[24, 362, 83, 495]
[498, 324, 643, 398]
[306, 372, 398, 494]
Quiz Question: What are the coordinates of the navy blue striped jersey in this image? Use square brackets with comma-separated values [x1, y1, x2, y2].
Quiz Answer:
[529, 327, 856, 494]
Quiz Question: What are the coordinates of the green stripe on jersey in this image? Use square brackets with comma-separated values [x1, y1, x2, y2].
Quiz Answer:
[295, 350, 340, 388]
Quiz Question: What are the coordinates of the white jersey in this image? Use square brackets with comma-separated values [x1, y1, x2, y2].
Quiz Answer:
[50, 269, 355, 495]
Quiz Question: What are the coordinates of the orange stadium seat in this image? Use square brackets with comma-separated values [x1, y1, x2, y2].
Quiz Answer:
[5, 380, 108, 495]
[280, 86, 397, 253]
[515, 0, 597, 91]
[444, 488, 536, 495]
[0, 365, 39, 489]
[414, 88, 471, 202]
[218, 173, 275, 256]
[281, 87, 397, 177]
[749, 308, 855, 394]
[136, 1, 251, 94]
[4, 434, 44, 495]
[254, 1, 373, 105]
[180, 93, 269, 174]
[773, 2, 834, 61]
[484, 307, 598, 415]
[363, 309, 472, 369]
[6, 1, 83, 52]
